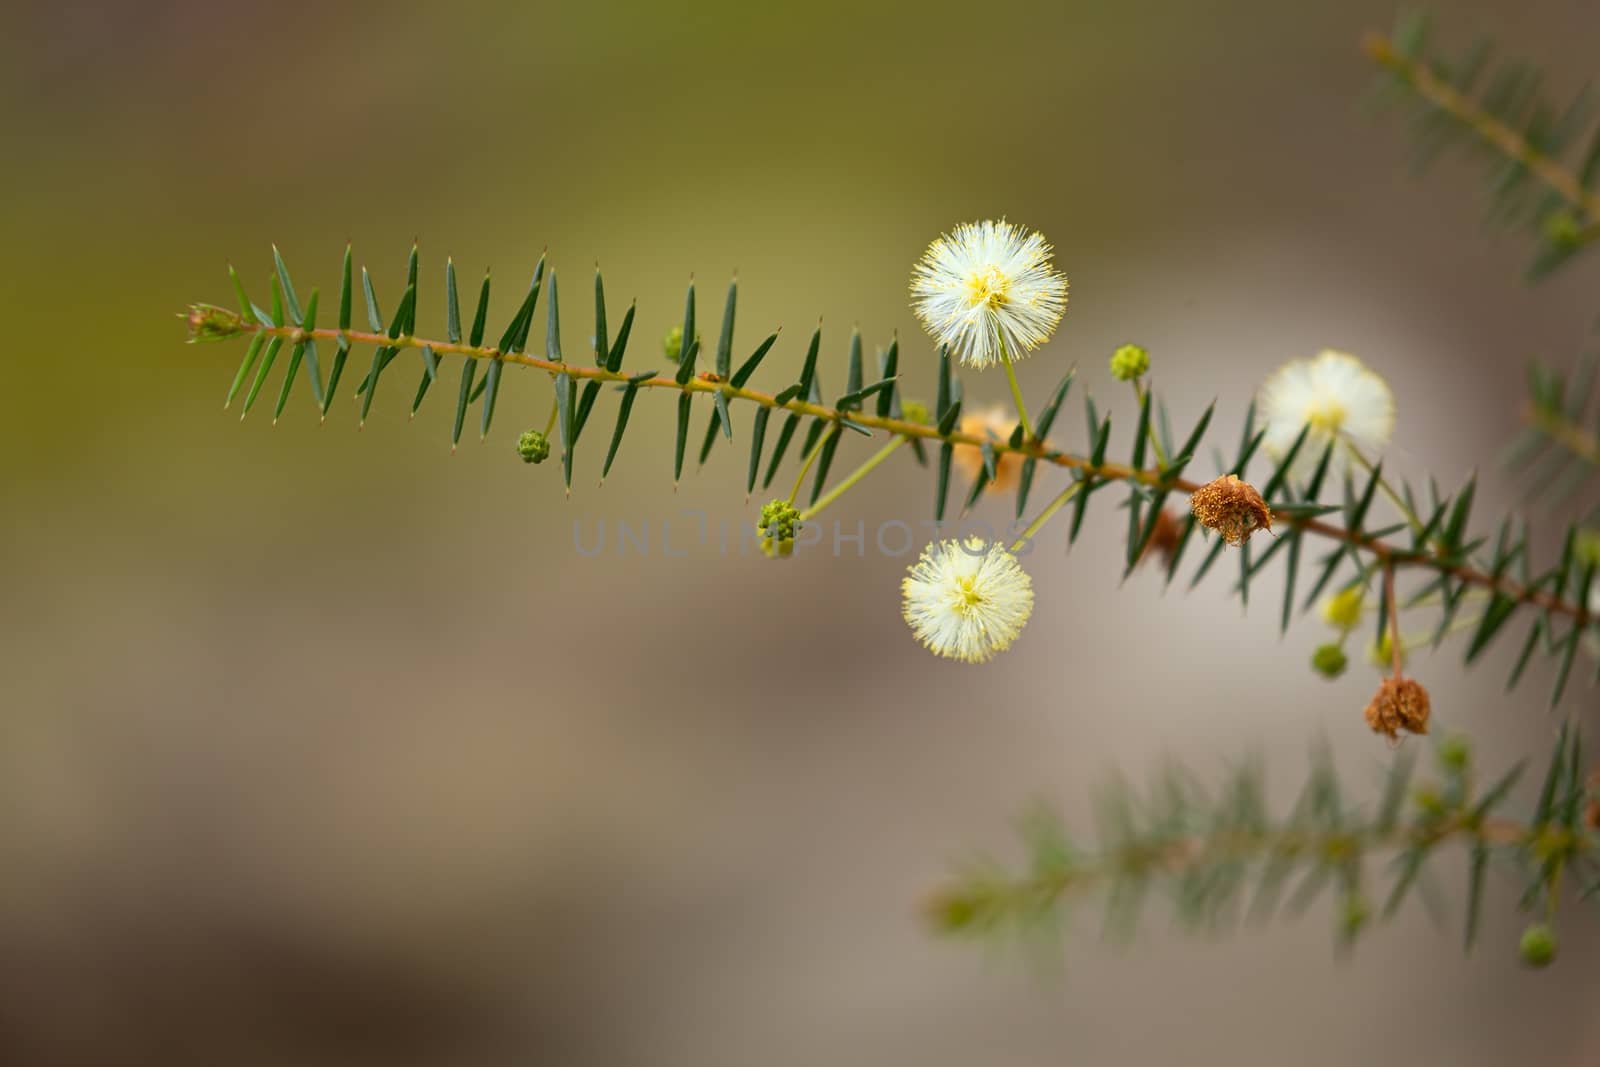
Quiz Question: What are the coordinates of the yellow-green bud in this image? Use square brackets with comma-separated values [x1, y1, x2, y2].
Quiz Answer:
[1411, 785, 1445, 816]
[517, 429, 551, 464]
[663, 325, 702, 363]
[1519, 923, 1556, 968]
[901, 399, 931, 426]
[1436, 735, 1472, 774]
[1574, 527, 1600, 569]
[1543, 210, 1583, 247]
[1365, 630, 1405, 670]
[1109, 343, 1150, 382]
[1339, 893, 1370, 938]
[1320, 586, 1364, 630]
[1312, 643, 1348, 679]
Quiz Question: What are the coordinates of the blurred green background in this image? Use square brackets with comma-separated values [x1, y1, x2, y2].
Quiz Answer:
[4, 0, 1600, 1063]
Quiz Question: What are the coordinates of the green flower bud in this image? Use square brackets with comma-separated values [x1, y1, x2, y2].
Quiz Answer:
[1411, 785, 1445, 816]
[663, 325, 702, 364]
[1319, 586, 1364, 630]
[926, 890, 979, 932]
[186, 303, 249, 343]
[1543, 210, 1583, 247]
[1365, 631, 1405, 670]
[1519, 922, 1557, 968]
[1436, 735, 1472, 774]
[517, 429, 551, 464]
[1312, 643, 1348, 679]
[1339, 893, 1370, 938]
[1109, 343, 1150, 382]
[901, 399, 931, 426]
[1574, 527, 1600, 569]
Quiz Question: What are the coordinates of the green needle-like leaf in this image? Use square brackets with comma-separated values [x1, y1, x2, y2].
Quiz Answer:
[225, 333, 266, 410]
[274, 342, 304, 422]
[606, 302, 636, 373]
[602, 381, 645, 481]
[337, 246, 353, 333]
[272, 244, 304, 326]
[763, 412, 801, 489]
[242, 336, 282, 416]
[732, 333, 779, 388]
[556, 370, 574, 490]
[876, 338, 900, 419]
[809, 427, 842, 506]
[479, 359, 503, 438]
[674, 392, 692, 484]
[715, 278, 736, 379]
[545, 270, 563, 363]
[747, 406, 770, 496]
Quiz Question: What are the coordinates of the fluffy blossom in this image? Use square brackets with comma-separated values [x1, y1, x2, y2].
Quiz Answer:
[910, 220, 1068, 370]
[1258, 350, 1395, 478]
[902, 537, 1034, 663]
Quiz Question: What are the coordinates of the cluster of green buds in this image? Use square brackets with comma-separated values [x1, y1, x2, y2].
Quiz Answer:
[757, 499, 801, 559]
[517, 429, 551, 464]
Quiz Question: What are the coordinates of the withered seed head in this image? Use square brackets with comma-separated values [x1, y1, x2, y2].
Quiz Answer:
[1189, 475, 1272, 546]
[1364, 677, 1431, 740]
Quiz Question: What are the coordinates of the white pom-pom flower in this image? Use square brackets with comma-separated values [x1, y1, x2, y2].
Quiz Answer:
[910, 220, 1068, 370]
[1258, 350, 1395, 477]
[902, 537, 1034, 663]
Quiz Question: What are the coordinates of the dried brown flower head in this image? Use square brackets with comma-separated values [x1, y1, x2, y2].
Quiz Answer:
[1363, 677, 1431, 740]
[1138, 507, 1183, 567]
[1189, 474, 1272, 546]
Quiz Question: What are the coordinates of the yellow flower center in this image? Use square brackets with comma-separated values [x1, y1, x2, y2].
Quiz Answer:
[954, 576, 984, 610]
[965, 265, 1010, 311]
[1305, 396, 1346, 435]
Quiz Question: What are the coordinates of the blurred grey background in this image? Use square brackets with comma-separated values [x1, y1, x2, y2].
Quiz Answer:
[3, 0, 1599, 1063]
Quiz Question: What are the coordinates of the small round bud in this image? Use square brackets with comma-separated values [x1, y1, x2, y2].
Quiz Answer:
[901, 399, 931, 426]
[517, 429, 551, 464]
[1339, 893, 1370, 938]
[925, 890, 979, 932]
[1364, 631, 1408, 671]
[1411, 785, 1445, 816]
[1519, 922, 1557, 968]
[1312, 643, 1348, 679]
[1574, 527, 1600, 569]
[1109, 343, 1150, 382]
[1320, 587, 1364, 631]
[1436, 735, 1472, 774]
[663, 325, 684, 362]
[1543, 210, 1583, 247]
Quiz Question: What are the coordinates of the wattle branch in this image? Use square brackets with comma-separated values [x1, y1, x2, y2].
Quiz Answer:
[194, 305, 1592, 625]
